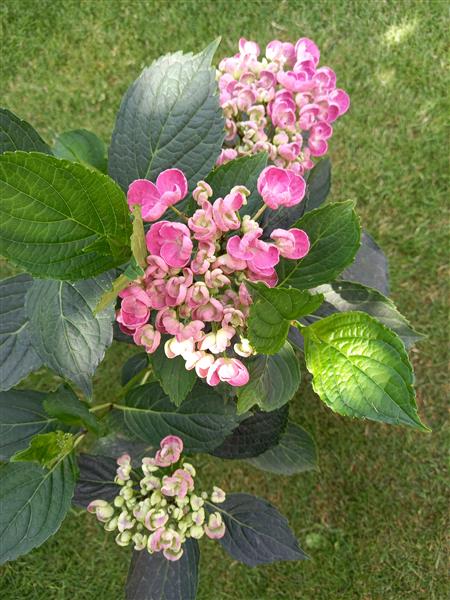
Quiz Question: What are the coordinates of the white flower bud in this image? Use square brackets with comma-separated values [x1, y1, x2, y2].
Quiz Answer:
[104, 516, 118, 532]
[114, 495, 125, 508]
[189, 525, 204, 539]
[211, 486, 226, 504]
[115, 530, 132, 547]
[182, 462, 196, 477]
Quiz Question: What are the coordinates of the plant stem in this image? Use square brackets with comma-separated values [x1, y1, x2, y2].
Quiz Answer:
[252, 204, 267, 222]
[89, 402, 113, 413]
[170, 205, 189, 222]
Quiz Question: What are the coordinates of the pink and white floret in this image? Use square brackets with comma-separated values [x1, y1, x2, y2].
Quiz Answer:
[216, 37, 350, 173]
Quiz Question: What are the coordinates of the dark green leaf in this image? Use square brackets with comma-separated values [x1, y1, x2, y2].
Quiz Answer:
[247, 282, 324, 354]
[0, 390, 56, 460]
[11, 431, 75, 469]
[237, 342, 300, 413]
[0, 274, 42, 390]
[26, 274, 115, 397]
[126, 538, 199, 600]
[150, 338, 197, 406]
[0, 108, 51, 155]
[314, 280, 423, 348]
[303, 311, 429, 431]
[53, 129, 107, 172]
[0, 458, 75, 564]
[205, 153, 268, 215]
[211, 405, 288, 459]
[123, 381, 240, 452]
[278, 201, 361, 290]
[207, 493, 307, 566]
[44, 385, 100, 434]
[121, 353, 149, 386]
[73, 454, 119, 508]
[109, 40, 224, 192]
[342, 230, 390, 295]
[246, 422, 317, 474]
[304, 158, 331, 212]
[0, 151, 131, 280]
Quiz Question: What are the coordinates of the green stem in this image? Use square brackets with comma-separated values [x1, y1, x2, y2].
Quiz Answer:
[89, 402, 113, 413]
[252, 204, 267, 222]
[170, 205, 189, 222]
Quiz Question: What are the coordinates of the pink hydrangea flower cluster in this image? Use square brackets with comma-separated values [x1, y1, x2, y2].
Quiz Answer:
[216, 37, 350, 173]
[118, 167, 310, 388]
[87, 436, 227, 562]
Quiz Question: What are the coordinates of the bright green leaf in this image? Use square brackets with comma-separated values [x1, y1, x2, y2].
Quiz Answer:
[237, 342, 301, 413]
[247, 282, 323, 354]
[314, 280, 423, 348]
[0, 151, 131, 280]
[11, 431, 75, 469]
[44, 385, 100, 434]
[303, 311, 429, 431]
[53, 129, 107, 172]
[278, 201, 361, 290]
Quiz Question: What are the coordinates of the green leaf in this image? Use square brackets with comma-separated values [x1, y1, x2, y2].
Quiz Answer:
[0, 151, 131, 280]
[123, 381, 241, 452]
[0, 274, 42, 390]
[121, 352, 149, 386]
[26, 274, 115, 397]
[303, 311, 429, 431]
[205, 153, 268, 215]
[342, 230, 390, 295]
[246, 422, 318, 475]
[304, 158, 331, 212]
[278, 201, 361, 290]
[44, 385, 100, 434]
[0, 458, 75, 564]
[314, 280, 423, 349]
[53, 129, 107, 172]
[109, 39, 224, 192]
[149, 338, 197, 406]
[211, 406, 289, 459]
[247, 282, 324, 354]
[11, 431, 75, 469]
[0, 108, 51, 155]
[237, 342, 300, 413]
[0, 390, 57, 460]
[130, 206, 147, 269]
[207, 493, 307, 566]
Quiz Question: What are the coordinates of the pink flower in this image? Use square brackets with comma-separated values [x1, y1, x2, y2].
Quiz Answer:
[268, 91, 297, 128]
[154, 435, 183, 467]
[165, 269, 193, 307]
[188, 200, 218, 242]
[133, 324, 161, 354]
[277, 70, 315, 93]
[127, 169, 188, 222]
[199, 327, 234, 354]
[204, 512, 226, 539]
[146, 221, 193, 268]
[192, 298, 224, 322]
[204, 268, 230, 290]
[227, 229, 280, 273]
[295, 37, 320, 68]
[278, 141, 302, 161]
[239, 37, 260, 57]
[145, 255, 169, 281]
[185, 282, 210, 308]
[206, 357, 249, 387]
[246, 264, 278, 287]
[155, 308, 180, 335]
[216, 148, 238, 166]
[192, 180, 213, 205]
[270, 228, 310, 259]
[117, 286, 151, 330]
[176, 320, 205, 342]
[266, 40, 296, 66]
[257, 166, 306, 209]
[161, 468, 194, 499]
[212, 190, 245, 232]
[146, 279, 167, 310]
[329, 88, 350, 116]
[308, 121, 333, 156]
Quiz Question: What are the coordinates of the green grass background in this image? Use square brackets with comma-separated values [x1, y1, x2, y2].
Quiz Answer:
[0, 0, 448, 598]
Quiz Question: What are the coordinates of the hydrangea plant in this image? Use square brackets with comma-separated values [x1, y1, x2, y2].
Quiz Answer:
[0, 37, 427, 599]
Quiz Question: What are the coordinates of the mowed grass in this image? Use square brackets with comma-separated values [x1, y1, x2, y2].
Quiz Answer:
[0, 0, 448, 598]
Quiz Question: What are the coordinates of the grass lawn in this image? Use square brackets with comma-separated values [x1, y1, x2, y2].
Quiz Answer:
[0, 0, 448, 598]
